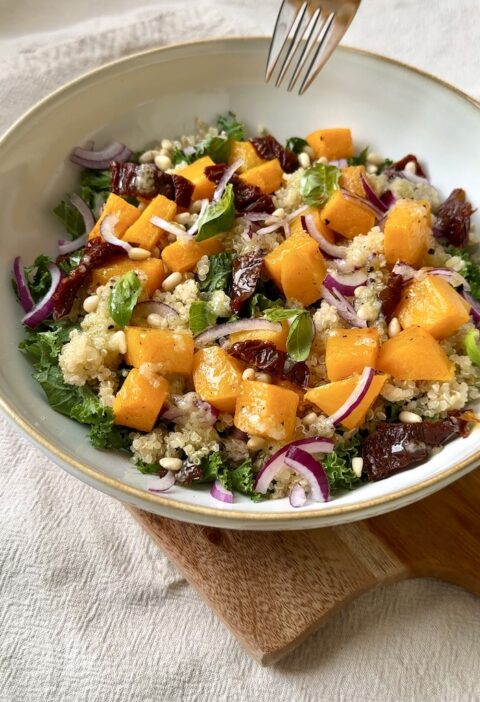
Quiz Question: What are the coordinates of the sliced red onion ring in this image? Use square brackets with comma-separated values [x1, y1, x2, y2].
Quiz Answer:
[148, 470, 175, 493]
[324, 270, 367, 297]
[131, 300, 179, 324]
[289, 483, 307, 508]
[427, 267, 471, 290]
[70, 141, 132, 170]
[194, 319, 282, 346]
[100, 214, 132, 252]
[187, 199, 209, 236]
[242, 212, 276, 222]
[254, 437, 334, 494]
[327, 366, 375, 426]
[303, 214, 348, 259]
[21, 263, 62, 328]
[12, 257, 34, 312]
[162, 393, 219, 426]
[392, 261, 417, 283]
[329, 158, 348, 168]
[340, 188, 385, 220]
[284, 447, 330, 502]
[69, 192, 95, 233]
[286, 204, 308, 221]
[330, 258, 357, 274]
[360, 174, 388, 213]
[322, 286, 367, 328]
[213, 158, 243, 201]
[150, 215, 186, 238]
[58, 233, 88, 255]
[381, 190, 396, 209]
[210, 480, 234, 504]
[400, 169, 429, 184]
[460, 290, 480, 326]
[256, 219, 289, 237]
[231, 428, 248, 442]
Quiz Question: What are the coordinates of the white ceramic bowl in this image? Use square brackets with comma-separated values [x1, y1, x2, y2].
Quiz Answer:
[1, 38, 479, 530]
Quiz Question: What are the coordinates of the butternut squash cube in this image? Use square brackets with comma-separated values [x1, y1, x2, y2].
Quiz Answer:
[239, 158, 283, 195]
[230, 320, 289, 352]
[228, 141, 265, 173]
[178, 156, 216, 201]
[161, 236, 224, 273]
[305, 374, 388, 430]
[91, 256, 165, 298]
[383, 199, 431, 267]
[122, 194, 177, 251]
[125, 327, 194, 375]
[306, 128, 353, 160]
[321, 190, 376, 239]
[234, 380, 299, 441]
[326, 328, 380, 381]
[113, 368, 169, 433]
[339, 165, 366, 197]
[289, 206, 336, 244]
[396, 275, 471, 339]
[377, 326, 453, 381]
[192, 347, 244, 413]
[88, 193, 140, 240]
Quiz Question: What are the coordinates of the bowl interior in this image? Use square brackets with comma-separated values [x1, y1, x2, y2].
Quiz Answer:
[1, 39, 479, 528]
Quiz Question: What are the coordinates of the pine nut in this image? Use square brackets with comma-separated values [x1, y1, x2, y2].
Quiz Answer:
[303, 412, 318, 425]
[352, 457, 364, 477]
[109, 330, 127, 355]
[242, 368, 256, 381]
[83, 294, 99, 313]
[190, 199, 204, 214]
[405, 160, 417, 174]
[255, 372, 272, 383]
[388, 317, 401, 338]
[175, 212, 192, 225]
[298, 152, 311, 169]
[272, 207, 285, 219]
[247, 436, 265, 452]
[147, 313, 163, 328]
[161, 138, 173, 151]
[399, 410, 422, 424]
[303, 145, 315, 159]
[154, 154, 172, 171]
[366, 152, 383, 166]
[161, 272, 183, 291]
[139, 149, 160, 163]
[159, 457, 183, 471]
[366, 164, 378, 175]
[128, 247, 151, 261]
[317, 156, 328, 164]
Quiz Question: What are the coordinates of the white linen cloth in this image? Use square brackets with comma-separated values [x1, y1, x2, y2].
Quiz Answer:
[1, 1, 480, 700]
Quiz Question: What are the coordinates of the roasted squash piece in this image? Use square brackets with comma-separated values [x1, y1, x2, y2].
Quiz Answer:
[122, 194, 177, 251]
[304, 374, 388, 430]
[321, 191, 376, 239]
[230, 321, 289, 352]
[234, 380, 299, 441]
[383, 199, 431, 267]
[125, 327, 194, 375]
[306, 128, 353, 160]
[280, 247, 327, 306]
[377, 326, 453, 380]
[91, 256, 165, 298]
[178, 156, 216, 201]
[326, 328, 380, 381]
[161, 236, 224, 273]
[396, 274, 471, 339]
[339, 165, 366, 197]
[264, 231, 322, 289]
[193, 347, 244, 413]
[88, 193, 140, 240]
[113, 368, 169, 433]
[239, 158, 283, 195]
[228, 141, 265, 172]
[289, 206, 336, 243]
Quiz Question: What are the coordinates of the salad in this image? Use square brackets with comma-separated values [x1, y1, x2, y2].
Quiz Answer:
[13, 112, 480, 508]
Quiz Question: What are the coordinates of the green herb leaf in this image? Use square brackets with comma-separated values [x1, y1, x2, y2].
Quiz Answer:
[465, 329, 480, 365]
[196, 135, 231, 164]
[348, 146, 369, 167]
[23, 255, 54, 302]
[199, 253, 234, 293]
[135, 460, 164, 475]
[108, 271, 142, 328]
[188, 300, 217, 335]
[19, 321, 74, 370]
[57, 249, 84, 277]
[217, 111, 245, 141]
[286, 137, 309, 155]
[195, 453, 263, 501]
[195, 184, 235, 242]
[80, 169, 112, 192]
[323, 434, 363, 494]
[300, 163, 340, 207]
[263, 307, 303, 322]
[384, 401, 402, 422]
[230, 458, 263, 501]
[377, 157, 393, 174]
[248, 293, 285, 316]
[53, 199, 87, 239]
[286, 311, 315, 361]
[446, 246, 480, 299]
[171, 146, 194, 167]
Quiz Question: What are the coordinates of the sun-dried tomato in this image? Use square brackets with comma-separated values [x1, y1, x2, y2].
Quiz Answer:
[433, 188, 474, 248]
[390, 154, 427, 178]
[52, 238, 125, 319]
[171, 174, 194, 209]
[380, 273, 403, 322]
[110, 161, 193, 207]
[250, 135, 298, 173]
[229, 340, 310, 389]
[204, 164, 274, 214]
[230, 252, 264, 313]
[283, 357, 309, 390]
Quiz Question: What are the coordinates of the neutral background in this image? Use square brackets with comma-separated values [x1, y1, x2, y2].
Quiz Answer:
[1, 1, 480, 700]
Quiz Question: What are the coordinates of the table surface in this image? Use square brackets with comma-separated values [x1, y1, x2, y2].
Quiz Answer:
[1, 1, 480, 700]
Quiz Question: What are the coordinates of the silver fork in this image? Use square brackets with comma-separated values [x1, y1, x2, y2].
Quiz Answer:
[266, 0, 361, 95]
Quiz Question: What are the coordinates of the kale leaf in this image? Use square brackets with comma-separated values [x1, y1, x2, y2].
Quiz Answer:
[217, 111, 245, 141]
[286, 137, 309, 155]
[323, 434, 363, 493]
[447, 246, 480, 299]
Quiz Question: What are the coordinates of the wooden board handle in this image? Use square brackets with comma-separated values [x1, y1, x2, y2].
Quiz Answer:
[126, 469, 480, 665]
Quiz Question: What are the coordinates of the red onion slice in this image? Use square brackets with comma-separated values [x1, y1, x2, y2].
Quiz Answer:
[187, 199, 209, 236]
[329, 158, 348, 168]
[360, 174, 388, 213]
[194, 319, 282, 346]
[340, 188, 385, 220]
[58, 233, 88, 255]
[69, 192, 95, 233]
[12, 257, 34, 312]
[210, 480, 234, 504]
[381, 190, 396, 209]
[100, 214, 132, 252]
[284, 447, 330, 502]
[213, 158, 243, 201]
[331, 258, 357, 274]
[460, 290, 480, 326]
[70, 141, 132, 170]
[162, 394, 219, 426]
[427, 267, 471, 290]
[303, 214, 348, 259]
[131, 300, 179, 325]
[148, 470, 175, 493]
[150, 215, 186, 239]
[286, 204, 308, 221]
[400, 169, 429, 184]
[322, 286, 367, 328]
[254, 437, 334, 494]
[324, 270, 367, 297]
[289, 483, 307, 508]
[327, 366, 375, 426]
[256, 219, 288, 236]
[392, 261, 417, 282]
[21, 263, 62, 328]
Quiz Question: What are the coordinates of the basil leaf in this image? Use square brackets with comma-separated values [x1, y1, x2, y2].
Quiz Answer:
[465, 329, 480, 365]
[348, 146, 369, 167]
[286, 137, 308, 155]
[53, 199, 86, 239]
[300, 163, 340, 207]
[188, 300, 217, 334]
[263, 307, 303, 322]
[196, 184, 235, 242]
[217, 111, 245, 141]
[108, 271, 142, 328]
[286, 311, 315, 361]
[199, 253, 234, 293]
[248, 293, 285, 316]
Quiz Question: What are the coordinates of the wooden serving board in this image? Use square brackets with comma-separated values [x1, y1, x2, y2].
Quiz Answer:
[126, 470, 480, 666]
